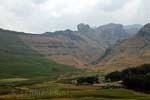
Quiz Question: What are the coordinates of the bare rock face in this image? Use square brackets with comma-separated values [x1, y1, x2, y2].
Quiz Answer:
[77, 23, 91, 33]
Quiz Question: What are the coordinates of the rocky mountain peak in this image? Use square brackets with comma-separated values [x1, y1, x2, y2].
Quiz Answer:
[138, 23, 150, 37]
[97, 23, 123, 30]
[77, 23, 91, 33]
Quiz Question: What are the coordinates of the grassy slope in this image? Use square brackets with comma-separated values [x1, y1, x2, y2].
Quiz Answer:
[0, 29, 79, 79]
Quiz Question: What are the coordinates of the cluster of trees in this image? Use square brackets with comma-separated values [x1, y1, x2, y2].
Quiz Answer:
[105, 64, 150, 81]
[105, 64, 150, 91]
[77, 76, 99, 85]
[105, 71, 122, 81]
[123, 74, 150, 91]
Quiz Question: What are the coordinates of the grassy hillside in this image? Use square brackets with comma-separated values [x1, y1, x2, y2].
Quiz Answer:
[0, 29, 79, 79]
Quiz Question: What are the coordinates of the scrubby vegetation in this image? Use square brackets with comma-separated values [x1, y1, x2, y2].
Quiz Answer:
[76, 76, 99, 85]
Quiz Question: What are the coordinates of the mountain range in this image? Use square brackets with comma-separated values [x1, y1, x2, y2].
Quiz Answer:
[19, 23, 142, 68]
[0, 23, 149, 78]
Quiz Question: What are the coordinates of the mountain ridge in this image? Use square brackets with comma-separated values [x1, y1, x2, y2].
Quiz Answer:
[0, 23, 143, 70]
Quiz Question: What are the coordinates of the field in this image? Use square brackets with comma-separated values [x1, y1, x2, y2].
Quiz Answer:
[0, 76, 150, 100]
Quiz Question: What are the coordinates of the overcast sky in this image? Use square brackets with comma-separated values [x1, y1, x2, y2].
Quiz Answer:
[0, 0, 149, 33]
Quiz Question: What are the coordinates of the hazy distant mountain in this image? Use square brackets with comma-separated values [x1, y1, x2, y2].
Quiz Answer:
[137, 23, 150, 37]
[96, 23, 150, 71]
[124, 24, 143, 36]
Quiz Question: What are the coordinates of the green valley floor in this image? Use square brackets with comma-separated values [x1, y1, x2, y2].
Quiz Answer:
[0, 78, 150, 100]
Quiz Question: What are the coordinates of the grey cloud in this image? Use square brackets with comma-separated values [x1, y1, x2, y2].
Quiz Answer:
[0, 0, 149, 33]
[101, 0, 129, 11]
[31, 0, 48, 4]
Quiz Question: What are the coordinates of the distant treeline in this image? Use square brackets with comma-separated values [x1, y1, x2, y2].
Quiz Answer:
[105, 64, 150, 91]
